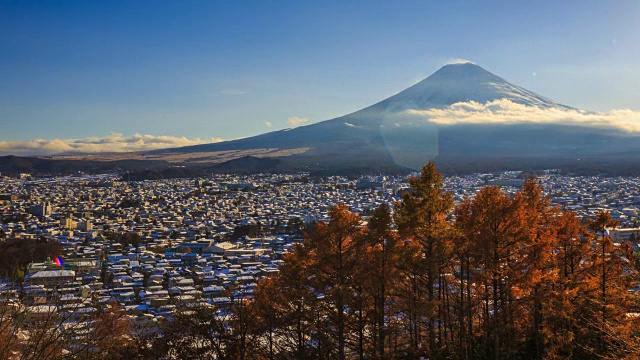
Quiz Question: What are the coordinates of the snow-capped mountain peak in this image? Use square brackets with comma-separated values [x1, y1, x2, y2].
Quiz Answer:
[379, 62, 568, 111]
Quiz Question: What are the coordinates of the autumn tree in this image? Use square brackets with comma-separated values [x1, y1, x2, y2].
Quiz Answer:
[540, 211, 588, 359]
[263, 244, 318, 359]
[572, 210, 640, 358]
[304, 204, 366, 359]
[451, 199, 478, 360]
[252, 278, 282, 360]
[588, 211, 621, 337]
[361, 204, 402, 359]
[556, 211, 589, 280]
[395, 161, 454, 357]
[516, 178, 561, 359]
[455, 185, 529, 359]
[225, 295, 262, 360]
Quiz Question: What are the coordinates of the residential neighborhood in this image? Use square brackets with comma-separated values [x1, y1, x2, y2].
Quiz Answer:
[1, 170, 640, 327]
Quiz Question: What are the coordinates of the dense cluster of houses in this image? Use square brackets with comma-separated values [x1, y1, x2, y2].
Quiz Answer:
[1, 170, 639, 325]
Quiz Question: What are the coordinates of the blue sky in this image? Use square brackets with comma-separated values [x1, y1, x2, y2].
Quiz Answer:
[1, 0, 639, 151]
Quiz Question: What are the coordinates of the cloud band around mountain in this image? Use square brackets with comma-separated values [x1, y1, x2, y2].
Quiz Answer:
[407, 99, 640, 132]
[0, 133, 223, 156]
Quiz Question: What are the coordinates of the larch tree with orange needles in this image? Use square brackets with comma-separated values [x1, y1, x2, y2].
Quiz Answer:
[395, 161, 454, 357]
[305, 204, 366, 360]
[361, 204, 402, 359]
[460, 185, 528, 360]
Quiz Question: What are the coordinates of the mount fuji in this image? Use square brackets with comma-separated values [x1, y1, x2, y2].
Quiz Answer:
[13, 62, 633, 176]
[149, 62, 639, 172]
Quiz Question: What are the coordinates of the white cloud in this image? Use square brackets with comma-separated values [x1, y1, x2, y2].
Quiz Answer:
[0, 133, 224, 156]
[445, 58, 476, 65]
[264, 121, 272, 128]
[407, 99, 640, 132]
[287, 116, 308, 127]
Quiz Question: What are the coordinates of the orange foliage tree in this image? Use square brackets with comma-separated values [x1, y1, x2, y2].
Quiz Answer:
[395, 161, 454, 358]
[166, 162, 640, 360]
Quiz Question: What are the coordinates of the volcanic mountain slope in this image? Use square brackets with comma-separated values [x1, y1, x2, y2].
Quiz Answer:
[153, 62, 640, 171]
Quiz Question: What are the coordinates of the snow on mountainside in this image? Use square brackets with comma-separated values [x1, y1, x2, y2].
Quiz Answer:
[377, 62, 569, 111]
[168, 63, 576, 153]
[334, 62, 574, 130]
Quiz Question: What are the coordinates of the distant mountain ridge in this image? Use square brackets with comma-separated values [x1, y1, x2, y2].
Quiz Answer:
[168, 63, 570, 153]
[157, 62, 640, 171]
[9, 62, 638, 176]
